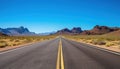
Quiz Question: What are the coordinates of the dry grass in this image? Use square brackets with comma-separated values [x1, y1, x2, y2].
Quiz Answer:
[0, 35, 56, 48]
[64, 35, 120, 48]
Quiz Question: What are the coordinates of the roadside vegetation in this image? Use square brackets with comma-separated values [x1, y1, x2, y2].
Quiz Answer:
[0, 35, 56, 48]
[65, 35, 120, 49]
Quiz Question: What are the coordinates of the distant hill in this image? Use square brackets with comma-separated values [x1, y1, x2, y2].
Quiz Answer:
[56, 25, 120, 35]
[56, 27, 82, 35]
[103, 30, 120, 36]
[39, 31, 56, 35]
[0, 26, 36, 36]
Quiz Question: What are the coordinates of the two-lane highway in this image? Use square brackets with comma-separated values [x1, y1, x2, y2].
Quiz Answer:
[0, 37, 120, 69]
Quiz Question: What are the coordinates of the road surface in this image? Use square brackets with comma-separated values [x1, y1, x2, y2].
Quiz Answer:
[0, 37, 120, 69]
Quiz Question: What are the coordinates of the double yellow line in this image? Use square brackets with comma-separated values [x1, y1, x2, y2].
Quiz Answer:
[56, 38, 65, 69]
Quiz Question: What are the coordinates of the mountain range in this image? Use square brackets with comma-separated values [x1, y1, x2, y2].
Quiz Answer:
[56, 25, 120, 35]
[0, 26, 36, 36]
[0, 25, 120, 36]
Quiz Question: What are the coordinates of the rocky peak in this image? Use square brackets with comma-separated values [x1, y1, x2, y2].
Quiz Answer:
[56, 27, 83, 34]
[81, 25, 120, 35]
[71, 27, 82, 33]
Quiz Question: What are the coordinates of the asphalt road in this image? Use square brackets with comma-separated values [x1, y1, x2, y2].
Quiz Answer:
[0, 37, 120, 69]
[62, 38, 120, 69]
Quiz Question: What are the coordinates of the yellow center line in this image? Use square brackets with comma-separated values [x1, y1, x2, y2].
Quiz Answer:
[60, 38, 65, 69]
[56, 38, 65, 69]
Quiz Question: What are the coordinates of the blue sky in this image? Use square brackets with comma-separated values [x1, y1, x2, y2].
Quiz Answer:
[0, 0, 120, 33]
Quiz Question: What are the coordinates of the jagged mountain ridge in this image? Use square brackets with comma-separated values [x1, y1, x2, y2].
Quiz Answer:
[0, 26, 36, 36]
[81, 25, 120, 35]
[56, 25, 120, 35]
[56, 27, 82, 35]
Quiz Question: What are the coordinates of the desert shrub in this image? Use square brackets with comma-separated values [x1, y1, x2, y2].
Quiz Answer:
[12, 44, 17, 46]
[117, 42, 120, 49]
[97, 41, 106, 45]
[105, 38, 114, 41]
[90, 39, 106, 45]
[9, 38, 15, 41]
[14, 39, 20, 42]
[91, 39, 98, 45]
[22, 39, 30, 43]
[0, 42, 8, 48]
[0, 41, 6, 43]
[26, 38, 32, 42]
[117, 41, 120, 45]
[85, 40, 92, 43]
[105, 42, 115, 47]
